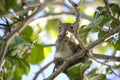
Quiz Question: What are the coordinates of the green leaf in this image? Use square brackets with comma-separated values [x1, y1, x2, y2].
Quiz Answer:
[18, 59, 30, 74]
[94, 3, 120, 18]
[0, 0, 6, 12]
[99, 17, 110, 27]
[109, 3, 120, 14]
[5, 57, 30, 80]
[89, 74, 106, 80]
[9, 36, 32, 57]
[13, 36, 32, 48]
[111, 21, 119, 29]
[94, 42, 112, 53]
[82, 16, 106, 40]
[0, 76, 3, 80]
[0, 40, 3, 49]
[94, 7, 103, 18]
[87, 69, 97, 79]
[48, 5, 55, 13]
[113, 39, 120, 50]
[4, 59, 12, 70]
[45, 19, 59, 38]
[88, 16, 104, 28]
[5, 0, 17, 11]
[20, 26, 34, 42]
[12, 67, 22, 80]
[79, 25, 91, 43]
[27, 44, 44, 64]
[0, 70, 3, 80]
[94, 7, 107, 18]
[44, 47, 52, 57]
[67, 61, 92, 80]
[0, 0, 21, 13]
[98, 30, 107, 38]
[62, 16, 75, 23]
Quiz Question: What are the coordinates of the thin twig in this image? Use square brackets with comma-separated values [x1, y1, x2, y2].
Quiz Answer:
[90, 54, 120, 78]
[93, 51, 120, 78]
[26, 1, 41, 8]
[93, 53, 120, 62]
[36, 11, 94, 21]
[0, 8, 34, 18]
[87, 51, 117, 77]
[33, 60, 54, 80]
[43, 44, 55, 47]
[104, 0, 120, 24]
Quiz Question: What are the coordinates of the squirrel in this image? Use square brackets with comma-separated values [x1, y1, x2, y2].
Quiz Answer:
[54, 21, 88, 72]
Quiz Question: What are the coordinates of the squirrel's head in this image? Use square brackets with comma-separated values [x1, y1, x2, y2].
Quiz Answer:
[58, 21, 75, 39]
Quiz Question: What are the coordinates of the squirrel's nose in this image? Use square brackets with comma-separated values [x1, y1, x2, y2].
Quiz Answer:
[58, 33, 64, 40]
[58, 32, 66, 39]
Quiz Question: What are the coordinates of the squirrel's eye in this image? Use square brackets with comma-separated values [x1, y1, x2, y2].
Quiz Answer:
[59, 27, 61, 30]
[70, 26, 73, 29]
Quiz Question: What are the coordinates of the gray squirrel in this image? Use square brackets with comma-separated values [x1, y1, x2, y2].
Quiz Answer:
[54, 22, 88, 71]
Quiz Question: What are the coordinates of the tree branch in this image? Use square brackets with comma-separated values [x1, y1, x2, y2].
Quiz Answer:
[43, 44, 55, 47]
[33, 60, 54, 80]
[36, 11, 94, 22]
[0, 8, 30, 18]
[93, 53, 120, 62]
[103, 0, 120, 24]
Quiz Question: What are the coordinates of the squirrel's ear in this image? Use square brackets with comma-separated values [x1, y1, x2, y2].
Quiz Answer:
[58, 21, 62, 25]
[73, 21, 76, 25]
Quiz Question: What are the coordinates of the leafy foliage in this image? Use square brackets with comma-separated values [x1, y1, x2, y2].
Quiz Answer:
[0, 20, 48, 79]
[0, 0, 120, 80]
[113, 39, 120, 50]
[20, 26, 35, 42]
[0, 0, 22, 14]
[27, 44, 44, 64]
[4, 57, 30, 80]
[67, 61, 92, 80]
[89, 74, 106, 80]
